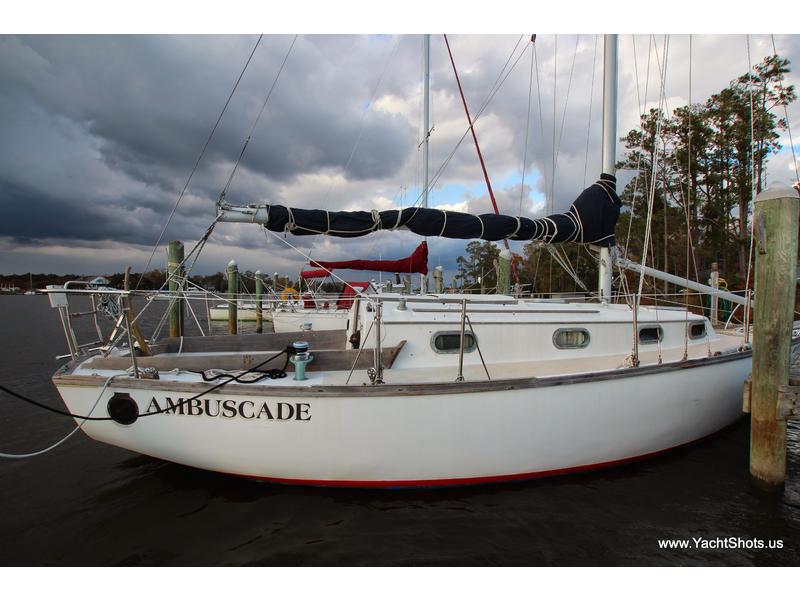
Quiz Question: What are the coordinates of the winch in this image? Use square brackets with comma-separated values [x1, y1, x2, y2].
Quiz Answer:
[289, 341, 314, 381]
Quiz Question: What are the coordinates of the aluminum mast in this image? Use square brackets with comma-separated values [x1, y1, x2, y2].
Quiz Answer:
[421, 34, 431, 294]
[597, 34, 617, 302]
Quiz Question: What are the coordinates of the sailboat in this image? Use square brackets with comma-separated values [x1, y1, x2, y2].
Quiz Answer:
[271, 241, 430, 333]
[209, 301, 267, 322]
[271, 278, 370, 333]
[44, 35, 763, 487]
[24, 273, 36, 295]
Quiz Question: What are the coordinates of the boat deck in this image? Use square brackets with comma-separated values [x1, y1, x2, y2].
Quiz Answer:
[61, 326, 748, 388]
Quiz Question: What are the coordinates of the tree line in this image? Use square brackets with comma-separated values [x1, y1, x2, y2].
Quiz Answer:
[455, 54, 796, 295]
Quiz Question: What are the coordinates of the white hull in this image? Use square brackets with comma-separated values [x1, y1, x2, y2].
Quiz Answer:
[271, 309, 348, 333]
[55, 352, 749, 487]
[209, 307, 273, 322]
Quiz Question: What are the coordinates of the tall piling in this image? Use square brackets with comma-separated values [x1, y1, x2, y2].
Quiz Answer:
[433, 266, 444, 294]
[497, 249, 512, 295]
[227, 259, 238, 336]
[403, 275, 412, 295]
[167, 240, 184, 338]
[749, 186, 799, 492]
[709, 262, 720, 325]
[255, 269, 264, 334]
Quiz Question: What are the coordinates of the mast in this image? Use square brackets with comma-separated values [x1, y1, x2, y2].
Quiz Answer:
[423, 34, 431, 210]
[598, 34, 617, 302]
[421, 34, 431, 294]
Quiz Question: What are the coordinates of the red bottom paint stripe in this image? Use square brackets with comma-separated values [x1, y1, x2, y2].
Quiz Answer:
[232, 433, 719, 489]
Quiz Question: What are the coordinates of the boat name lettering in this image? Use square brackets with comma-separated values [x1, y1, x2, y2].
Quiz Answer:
[145, 397, 311, 421]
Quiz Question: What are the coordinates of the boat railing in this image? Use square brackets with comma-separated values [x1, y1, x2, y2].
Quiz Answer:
[359, 297, 493, 385]
[44, 284, 131, 361]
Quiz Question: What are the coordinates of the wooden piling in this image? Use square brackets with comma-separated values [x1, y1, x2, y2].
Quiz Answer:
[749, 186, 799, 492]
[433, 266, 443, 294]
[167, 240, 184, 338]
[709, 262, 719, 325]
[497, 250, 511, 295]
[227, 259, 238, 336]
[403, 275, 412, 295]
[255, 269, 264, 334]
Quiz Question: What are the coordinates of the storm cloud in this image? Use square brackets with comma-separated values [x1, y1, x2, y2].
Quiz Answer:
[1, 34, 798, 279]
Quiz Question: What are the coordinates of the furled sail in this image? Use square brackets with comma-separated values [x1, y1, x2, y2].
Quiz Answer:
[310, 241, 429, 275]
[218, 174, 621, 247]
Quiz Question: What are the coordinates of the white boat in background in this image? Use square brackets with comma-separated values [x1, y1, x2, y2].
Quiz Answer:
[271, 308, 348, 332]
[24, 273, 36, 295]
[271, 281, 371, 333]
[209, 302, 272, 322]
[272, 242, 428, 333]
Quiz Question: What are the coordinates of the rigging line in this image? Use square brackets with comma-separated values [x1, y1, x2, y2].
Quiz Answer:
[470, 40, 531, 130]
[328, 35, 400, 202]
[553, 245, 582, 291]
[120, 216, 221, 346]
[135, 34, 264, 291]
[637, 34, 670, 301]
[623, 36, 649, 246]
[406, 37, 531, 214]
[532, 245, 542, 288]
[111, 216, 221, 350]
[443, 33, 520, 283]
[684, 34, 693, 360]
[355, 33, 529, 253]
[473, 35, 526, 119]
[583, 35, 599, 188]
[551, 35, 557, 211]
[533, 39, 548, 200]
[443, 37, 505, 229]
[546, 245, 588, 292]
[745, 35, 758, 297]
[414, 34, 525, 207]
[624, 34, 654, 260]
[552, 34, 581, 188]
[632, 35, 643, 122]
[672, 40, 701, 289]
[650, 34, 674, 116]
[221, 34, 298, 200]
[770, 35, 800, 182]
[262, 227, 372, 297]
[314, 35, 401, 265]
[519, 42, 534, 216]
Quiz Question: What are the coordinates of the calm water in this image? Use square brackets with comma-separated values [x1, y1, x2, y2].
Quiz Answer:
[1, 294, 799, 566]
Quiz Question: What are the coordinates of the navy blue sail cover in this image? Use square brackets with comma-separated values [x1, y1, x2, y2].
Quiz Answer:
[261, 173, 621, 246]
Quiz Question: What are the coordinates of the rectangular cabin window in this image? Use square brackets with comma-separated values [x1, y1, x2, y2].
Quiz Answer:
[638, 326, 663, 344]
[689, 322, 706, 339]
[431, 331, 477, 354]
[553, 328, 590, 349]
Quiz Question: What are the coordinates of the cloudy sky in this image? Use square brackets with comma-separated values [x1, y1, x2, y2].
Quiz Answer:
[1, 33, 798, 281]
